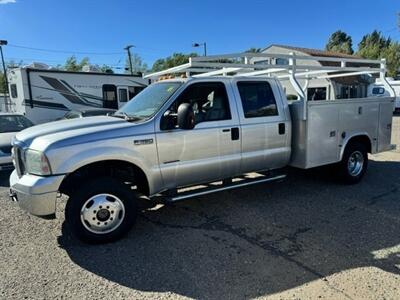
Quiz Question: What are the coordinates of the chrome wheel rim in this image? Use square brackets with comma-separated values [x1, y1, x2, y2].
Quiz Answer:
[80, 193, 125, 234]
[347, 151, 364, 176]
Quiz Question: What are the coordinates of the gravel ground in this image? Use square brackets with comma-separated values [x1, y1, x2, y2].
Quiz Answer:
[0, 116, 399, 300]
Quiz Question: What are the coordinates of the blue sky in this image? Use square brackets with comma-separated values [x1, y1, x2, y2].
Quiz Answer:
[0, 0, 399, 72]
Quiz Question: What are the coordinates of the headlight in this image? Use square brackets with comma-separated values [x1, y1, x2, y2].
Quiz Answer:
[25, 149, 52, 176]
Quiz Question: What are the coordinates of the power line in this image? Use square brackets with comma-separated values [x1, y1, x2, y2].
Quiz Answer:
[8, 44, 125, 55]
[5, 57, 126, 67]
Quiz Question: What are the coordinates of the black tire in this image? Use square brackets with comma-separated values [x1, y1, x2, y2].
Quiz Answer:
[65, 177, 138, 244]
[337, 142, 368, 184]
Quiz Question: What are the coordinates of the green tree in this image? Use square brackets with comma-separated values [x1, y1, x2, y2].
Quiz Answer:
[380, 42, 400, 78]
[357, 30, 391, 59]
[64, 56, 90, 71]
[325, 30, 354, 54]
[99, 64, 114, 74]
[245, 47, 262, 53]
[357, 30, 399, 77]
[151, 52, 198, 72]
[125, 53, 148, 74]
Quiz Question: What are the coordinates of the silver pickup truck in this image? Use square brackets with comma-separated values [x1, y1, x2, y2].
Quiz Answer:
[9, 54, 396, 243]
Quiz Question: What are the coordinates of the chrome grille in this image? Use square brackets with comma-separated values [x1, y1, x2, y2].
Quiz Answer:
[13, 146, 25, 177]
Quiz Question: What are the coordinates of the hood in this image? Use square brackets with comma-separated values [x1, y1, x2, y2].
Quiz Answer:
[15, 116, 147, 151]
[0, 132, 17, 147]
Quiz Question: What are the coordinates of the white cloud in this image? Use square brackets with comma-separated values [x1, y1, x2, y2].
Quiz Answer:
[0, 0, 16, 4]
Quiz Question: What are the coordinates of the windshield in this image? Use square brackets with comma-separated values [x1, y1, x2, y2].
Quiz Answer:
[117, 82, 182, 118]
[0, 115, 34, 133]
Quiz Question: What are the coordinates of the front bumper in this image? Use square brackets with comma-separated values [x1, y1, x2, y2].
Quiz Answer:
[9, 170, 65, 217]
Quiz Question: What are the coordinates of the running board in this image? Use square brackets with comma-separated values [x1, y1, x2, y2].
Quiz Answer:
[163, 174, 286, 203]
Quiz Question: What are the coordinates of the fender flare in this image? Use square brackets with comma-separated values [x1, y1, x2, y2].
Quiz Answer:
[339, 133, 372, 161]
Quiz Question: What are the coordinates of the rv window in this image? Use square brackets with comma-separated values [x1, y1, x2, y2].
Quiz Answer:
[118, 89, 128, 102]
[307, 87, 327, 101]
[10, 84, 18, 98]
[372, 87, 385, 95]
[237, 81, 278, 118]
[128, 86, 145, 100]
[102, 84, 117, 109]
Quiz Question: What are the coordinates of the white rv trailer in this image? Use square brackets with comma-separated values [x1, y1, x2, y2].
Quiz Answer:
[6, 67, 149, 123]
[368, 78, 400, 112]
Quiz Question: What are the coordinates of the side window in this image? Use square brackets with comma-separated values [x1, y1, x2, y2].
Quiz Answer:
[128, 86, 146, 100]
[102, 84, 117, 109]
[307, 87, 327, 101]
[103, 84, 117, 101]
[10, 84, 18, 98]
[372, 87, 385, 95]
[237, 81, 278, 118]
[118, 89, 128, 103]
[168, 82, 231, 127]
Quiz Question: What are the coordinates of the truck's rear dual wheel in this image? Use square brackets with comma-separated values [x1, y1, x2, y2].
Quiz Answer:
[65, 177, 139, 244]
[337, 142, 368, 184]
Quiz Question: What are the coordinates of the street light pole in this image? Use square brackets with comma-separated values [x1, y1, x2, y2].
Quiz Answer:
[0, 40, 8, 112]
[192, 42, 207, 56]
[124, 45, 134, 75]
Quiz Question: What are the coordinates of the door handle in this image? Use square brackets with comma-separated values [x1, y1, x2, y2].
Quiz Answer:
[278, 123, 285, 135]
[222, 129, 231, 132]
[231, 127, 239, 140]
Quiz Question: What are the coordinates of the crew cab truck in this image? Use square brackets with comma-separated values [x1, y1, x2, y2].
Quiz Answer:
[9, 53, 396, 243]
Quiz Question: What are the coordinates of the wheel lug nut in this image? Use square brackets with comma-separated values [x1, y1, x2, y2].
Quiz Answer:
[106, 206, 110, 209]
[97, 222, 100, 225]
[110, 217, 113, 221]
[93, 210, 97, 213]
[99, 206, 102, 209]
[92, 217, 96, 220]
[111, 211, 114, 214]
[105, 222, 108, 225]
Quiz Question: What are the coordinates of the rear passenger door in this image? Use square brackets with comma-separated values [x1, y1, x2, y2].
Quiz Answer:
[233, 79, 290, 173]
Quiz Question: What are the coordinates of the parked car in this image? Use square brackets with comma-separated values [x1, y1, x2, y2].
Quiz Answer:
[9, 53, 395, 244]
[0, 113, 34, 171]
[60, 108, 117, 120]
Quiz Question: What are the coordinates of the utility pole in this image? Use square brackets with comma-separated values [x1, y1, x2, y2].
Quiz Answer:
[0, 40, 8, 112]
[124, 45, 134, 75]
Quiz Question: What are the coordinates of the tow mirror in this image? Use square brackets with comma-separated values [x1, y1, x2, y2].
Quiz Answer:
[161, 110, 176, 130]
[177, 103, 195, 130]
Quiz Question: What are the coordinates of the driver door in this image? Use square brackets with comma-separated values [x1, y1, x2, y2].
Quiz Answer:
[155, 81, 240, 189]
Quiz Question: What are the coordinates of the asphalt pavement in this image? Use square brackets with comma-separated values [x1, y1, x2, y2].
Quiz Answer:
[0, 116, 399, 299]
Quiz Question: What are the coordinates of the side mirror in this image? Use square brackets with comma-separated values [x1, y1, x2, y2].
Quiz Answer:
[160, 110, 176, 130]
[177, 103, 195, 130]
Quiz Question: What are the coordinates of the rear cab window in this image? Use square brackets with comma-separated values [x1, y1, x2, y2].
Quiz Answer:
[237, 81, 279, 118]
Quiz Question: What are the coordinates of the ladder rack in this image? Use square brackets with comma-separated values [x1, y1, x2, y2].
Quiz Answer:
[144, 52, 396, 119]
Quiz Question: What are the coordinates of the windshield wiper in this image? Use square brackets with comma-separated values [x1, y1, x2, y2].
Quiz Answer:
[112, 112, 143, 122]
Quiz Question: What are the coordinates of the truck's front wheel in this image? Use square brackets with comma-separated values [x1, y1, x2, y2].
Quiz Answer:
[65, 177, 138, 243]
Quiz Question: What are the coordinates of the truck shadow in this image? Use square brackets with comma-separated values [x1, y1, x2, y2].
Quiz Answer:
[58, 159, 400, 299]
